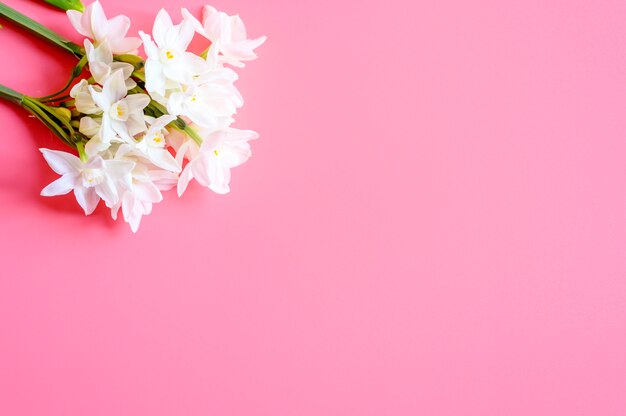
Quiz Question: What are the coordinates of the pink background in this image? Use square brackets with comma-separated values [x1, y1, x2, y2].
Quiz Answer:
[1, 0, 625, 414]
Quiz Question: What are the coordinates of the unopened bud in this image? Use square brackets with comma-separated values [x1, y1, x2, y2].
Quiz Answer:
[51, 106, 72, 122]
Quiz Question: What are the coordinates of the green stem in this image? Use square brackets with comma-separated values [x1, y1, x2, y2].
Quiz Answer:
[116, 54, 145, 70]
[170, 120, 202, 146]
[0, 86, 75, 148]
[0, 83, 24, 104]
[76, 141, 87, 162]
[182, 125, 202, 146]
[22, 97, 74, 147]
[0, 1, 84, 57]
[37, 55, 88, 100]
[146, 99, 203, 146]
[41, 95, 71, 103]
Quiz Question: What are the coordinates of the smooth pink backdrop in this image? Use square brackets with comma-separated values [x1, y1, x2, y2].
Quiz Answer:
[1, 0, 625, 415]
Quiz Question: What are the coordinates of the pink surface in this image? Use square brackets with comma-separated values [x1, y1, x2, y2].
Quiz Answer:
[1, 0, 625, 414]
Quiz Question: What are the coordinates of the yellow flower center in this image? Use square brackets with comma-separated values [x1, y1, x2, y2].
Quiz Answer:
[148, 132, 165, 147]
[81, 168, 105, 188]
[111, 101, 128, 121]
[160, 49, 178, 63]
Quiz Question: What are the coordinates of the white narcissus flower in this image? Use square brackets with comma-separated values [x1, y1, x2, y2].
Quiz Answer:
[84, 40, 136, 89]
[109, 164, 162, 233]
[39, 148, 134, 215]
[166, 51, 242, 130]
[70, 79, 100, 114]
[84, 135, 110, 158]
[139, 9, 208, 97]
[80, 118, 111, 158]
[109, 147, 177, 232]
[182, 5, 266, 68]
[177, 128, 258, 196]
[79, 116, 101, 139]
[89, 69, 150, 143]
[67, 1, 142, 55]
[134, 115, 181, 172]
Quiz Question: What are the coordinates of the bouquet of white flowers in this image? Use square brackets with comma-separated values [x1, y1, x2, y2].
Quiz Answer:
[0, 0, 265, 231]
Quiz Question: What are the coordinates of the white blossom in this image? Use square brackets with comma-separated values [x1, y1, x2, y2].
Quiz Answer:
[84, 39, 136, 89]
[88, 70, 149, 143]
[34, 2, 265, 232]
[70, 79, 100, 115]
[183, 5, 266, 68]
[177, 128, 258, 195]
[134, 115, 181, 172]
[139, 9, 208, 97]
[67, 1, 142, 55]
[166, 54, 242, 130]
[109, 160, 162, 232]
[39, 148, 134, 215]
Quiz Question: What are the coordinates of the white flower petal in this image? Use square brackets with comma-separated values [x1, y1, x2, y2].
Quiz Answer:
[74, 185, 100, 215]
[148, 149, 181, 172]
[191, 155, 211, 186]
[149, 169, 179, 191]
[84, 136, 110, 158]
[177, 163, 194, 196]
[99, 115, 116, 142]
[105, 160, 135, 182]
[66, 9, 92, 38]
[170, 18, 195, 51]
[90, 1, 109, 42]
[121, 192, 143, 233]
[88, 85, 110, 111]
[39, 149, 81, 175]
[208, 159, 231, 194]
[124, 93, 151, 111]
[96, 177, 119, 206]
[110, 201, 121, 220]
[230, 15, 248, 41]
[40, 173, 78, 196]
[110, 36, 143, 55]
[110, 62, 135, 80]
[199, 5, 265, 67]
[201, 5, 226, 41]
[126, 114, 148, 138]
[181, 8, 204, 34]
[151, 114, 176, 130]
[79, 116, 102, 138]
[143, 58, 166, 95]
[153, 9, 173, 47]
[104, 70, 128, 103]
[134, 181, 162, 204]
[105, 15, 134, 51]
[139, 31, 159, 58]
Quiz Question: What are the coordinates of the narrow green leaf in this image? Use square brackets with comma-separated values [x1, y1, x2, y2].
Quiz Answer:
[0, 83, 24, 104]
[0, 2, 84, 57]
[43, 0, 84, 12]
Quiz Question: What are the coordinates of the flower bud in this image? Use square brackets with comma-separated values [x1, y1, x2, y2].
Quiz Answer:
[51, 106, 72, 122]
[116, 54, 145, 70]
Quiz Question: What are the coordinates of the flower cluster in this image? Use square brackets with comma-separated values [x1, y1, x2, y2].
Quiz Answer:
[32, 1, 264, 231]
